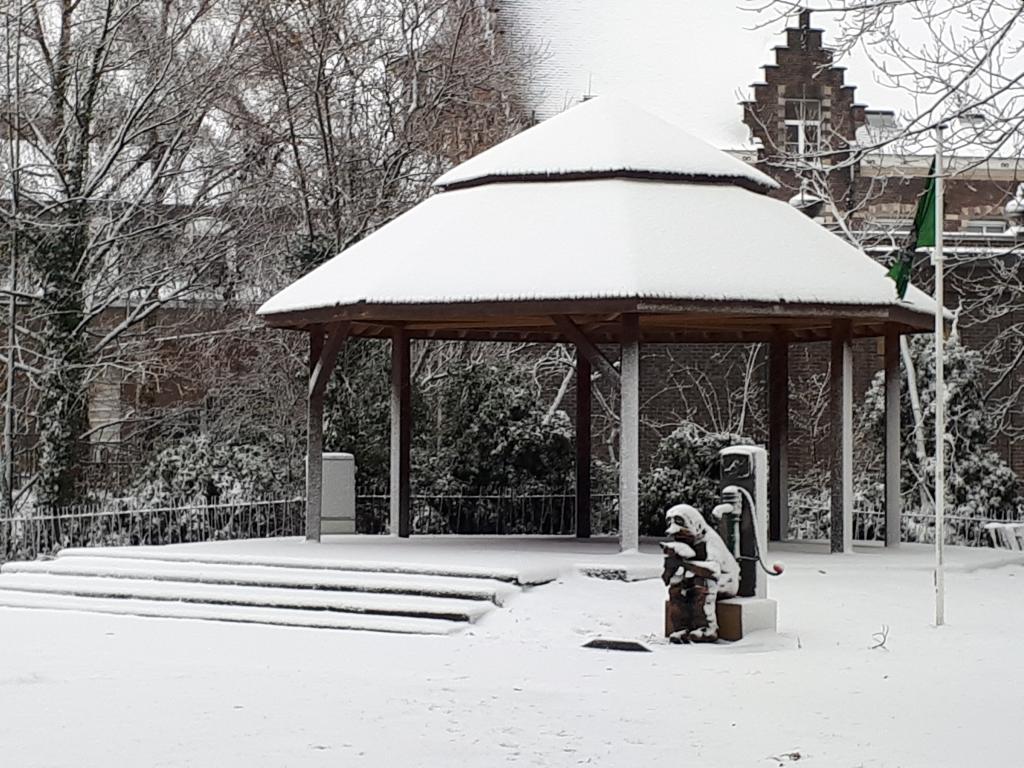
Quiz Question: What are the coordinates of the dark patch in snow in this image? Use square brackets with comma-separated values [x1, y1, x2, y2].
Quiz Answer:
[582, 638, 651, 652]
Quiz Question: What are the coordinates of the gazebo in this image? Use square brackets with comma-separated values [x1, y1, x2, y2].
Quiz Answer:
[258, 97, 941, 553]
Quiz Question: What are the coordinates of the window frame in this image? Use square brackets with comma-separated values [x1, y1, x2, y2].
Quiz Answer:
[783, 98, 822, 156]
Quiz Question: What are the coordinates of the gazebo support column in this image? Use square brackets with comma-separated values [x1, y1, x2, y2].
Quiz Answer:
[830, 321, 854, 553]
[575, 349, 592, 539]
[884, 326, 902, 547]
[390, 328, 412, 537]
[306, 323, 350, 542]
[768, 336, 789, 542]
[619, 313, 640, 552]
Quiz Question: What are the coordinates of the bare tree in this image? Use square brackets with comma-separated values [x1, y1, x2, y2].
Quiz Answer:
[741, 3, 1024, 497]
[745, 1, 1024, 157]
[0, 0, 540, 510]
[139, 0, 541, 498]
[0, 0, 261, 507]
[234, 0, 534, 270]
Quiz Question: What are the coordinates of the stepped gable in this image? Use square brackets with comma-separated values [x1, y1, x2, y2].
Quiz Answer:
[434, 96, 778, 193]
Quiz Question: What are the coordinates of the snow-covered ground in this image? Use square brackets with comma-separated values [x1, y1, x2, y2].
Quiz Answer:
[2, 540, 1022, 767]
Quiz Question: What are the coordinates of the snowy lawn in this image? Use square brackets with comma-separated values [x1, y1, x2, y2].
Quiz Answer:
[2, 542, 1022, 767]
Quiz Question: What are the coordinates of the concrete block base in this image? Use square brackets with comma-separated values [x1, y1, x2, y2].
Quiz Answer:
[321, 452, 356, 535]
[715, 597, 778, 641]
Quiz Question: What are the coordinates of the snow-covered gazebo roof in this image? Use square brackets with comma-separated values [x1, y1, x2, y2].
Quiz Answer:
[259, 97, 939, 343]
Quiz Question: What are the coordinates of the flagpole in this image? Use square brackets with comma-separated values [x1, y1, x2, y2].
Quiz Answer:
[933, 124, 946, 627]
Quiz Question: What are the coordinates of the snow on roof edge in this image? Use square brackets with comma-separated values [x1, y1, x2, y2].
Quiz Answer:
[434, 168, 779, 193]
[258, 289, 937, 318]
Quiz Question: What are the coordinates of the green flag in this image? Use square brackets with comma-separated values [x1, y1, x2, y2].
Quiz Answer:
[886, 248, 913, 300]
[886, 158, 938, 299]
[911, 158, 938, 249]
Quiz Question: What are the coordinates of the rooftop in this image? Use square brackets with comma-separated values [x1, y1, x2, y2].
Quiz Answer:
[259, 97, 940, 341]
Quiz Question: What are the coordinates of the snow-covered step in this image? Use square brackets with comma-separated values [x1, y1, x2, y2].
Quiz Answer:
[3, 556, 518, 605]
[0, 589, 463, 635]
[55, 545, 556, 585]
[0, 573, 492, 623]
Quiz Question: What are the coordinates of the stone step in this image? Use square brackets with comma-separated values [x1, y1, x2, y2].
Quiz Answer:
[55, 545, 555, 585]
[0, 589, 464, 635]
[0, 572, 492, 623]
[3, 556, 518, 605]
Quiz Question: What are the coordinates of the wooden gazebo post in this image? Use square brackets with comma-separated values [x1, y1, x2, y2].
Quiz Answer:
[306, 329, 324, 542]
[884, 325, 902, 547]
[575, 349, 592, 539]
[768, 333, 789, 541]
[390, 327, 411, 537]
[830, 320, 854, 553]
[306, 322, 350, 542]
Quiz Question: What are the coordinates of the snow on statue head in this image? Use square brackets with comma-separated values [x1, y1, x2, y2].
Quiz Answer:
[665, 504, 709, 544]
[661, 503, 739, 644]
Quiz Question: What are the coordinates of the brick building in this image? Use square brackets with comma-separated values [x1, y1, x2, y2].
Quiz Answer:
[735, 10, 1024, 478]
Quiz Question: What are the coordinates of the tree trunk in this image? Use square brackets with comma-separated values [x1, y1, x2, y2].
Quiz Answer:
[33, 224, 90, 506]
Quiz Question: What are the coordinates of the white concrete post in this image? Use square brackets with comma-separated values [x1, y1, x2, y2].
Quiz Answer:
[619, 313, 640, 552]
[390, 328, 411, 537]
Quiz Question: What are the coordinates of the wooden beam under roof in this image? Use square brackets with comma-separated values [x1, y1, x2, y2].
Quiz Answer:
[551, 315, 620, 386]
[330, 320, 928, 346]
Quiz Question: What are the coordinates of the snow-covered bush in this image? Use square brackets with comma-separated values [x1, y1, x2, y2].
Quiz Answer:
[786, 471, 886, 542]
[413, 358, 575, 532]
[132, 435, 284, 506]
[323, 339, 392, 491]
[337, 351, 578, 533]
[860, 334, 1024, 534]
[416, 358, 575, 497]
[640, 424, 752, 536]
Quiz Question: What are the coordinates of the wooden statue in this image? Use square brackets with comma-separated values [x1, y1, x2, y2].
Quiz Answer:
[662, 504, 740, 643]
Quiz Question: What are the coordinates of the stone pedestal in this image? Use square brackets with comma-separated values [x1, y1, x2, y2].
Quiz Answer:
[715, 598, 777, 641]
[663, 597, 777, 641]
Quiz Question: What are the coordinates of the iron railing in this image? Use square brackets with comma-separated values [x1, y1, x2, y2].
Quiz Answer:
[0, 493, 620, 563]
[786, 502, 1023, 546]
[4, 491, 1013, 566]
[1, 497, 305, 564]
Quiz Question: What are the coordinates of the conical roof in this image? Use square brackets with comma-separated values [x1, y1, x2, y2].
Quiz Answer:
[434, 97, 777, 192]
[259, 98, 941, 342]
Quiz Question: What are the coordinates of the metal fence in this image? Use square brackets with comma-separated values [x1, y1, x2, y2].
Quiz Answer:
[0, 493, 621, 563]
[5, 491, 1011, 565]
[1, 497, 306, 564]
[787, 501, 1022, 547]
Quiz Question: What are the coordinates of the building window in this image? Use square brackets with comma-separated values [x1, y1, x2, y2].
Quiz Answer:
[784, 99, 821, 155]
[866, 217, 911, 234]
[962, 220, 1006, 235]
[865, 111, 897, 130]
